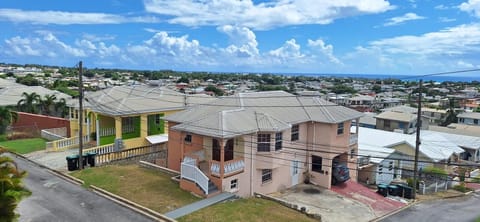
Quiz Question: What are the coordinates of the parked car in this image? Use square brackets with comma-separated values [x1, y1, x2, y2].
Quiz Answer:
[332, 162, 350, 185]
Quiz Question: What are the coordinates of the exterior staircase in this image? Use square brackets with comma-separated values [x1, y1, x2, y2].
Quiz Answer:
[208, 180, 219, 195]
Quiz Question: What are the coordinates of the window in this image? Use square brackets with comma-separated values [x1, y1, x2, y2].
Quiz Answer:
[262, 169, 272, 183]
[230, 179, 238, 189]
[275, 132, 282, 151]
[398, 122, 405, 129]
[384, 120, 391, 128]
[184, 134, 192, 143]
[311, 155, 323, 173]
[350, 149, 355, 159]
[337, 122, 344, 135]
[291, 124, 299, 141]
[257, 134, 270, 152]
[155, 114, 161, 124]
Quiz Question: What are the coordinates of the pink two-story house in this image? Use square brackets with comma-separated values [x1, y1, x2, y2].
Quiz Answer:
[165, 91, 363, 197]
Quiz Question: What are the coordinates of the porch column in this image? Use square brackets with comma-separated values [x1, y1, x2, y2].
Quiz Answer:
[140, 114, 148, 138]
[220, 139, 225, 180]
[96, 115, 100, 146]
[86, 114, 90, 142]
[115, 117, 122, 139]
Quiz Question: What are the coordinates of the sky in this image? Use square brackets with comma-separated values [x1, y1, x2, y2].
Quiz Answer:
[0, 0, 479, 76]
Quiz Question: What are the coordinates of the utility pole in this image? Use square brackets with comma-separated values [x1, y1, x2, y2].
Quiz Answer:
[78, 61, 84, 170]
[412, 79, 423, 199]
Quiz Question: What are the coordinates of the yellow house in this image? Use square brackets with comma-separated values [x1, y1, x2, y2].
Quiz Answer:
[61, 85, 214, 151]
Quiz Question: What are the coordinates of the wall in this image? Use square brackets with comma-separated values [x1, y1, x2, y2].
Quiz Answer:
[167, 122, 182, 171]
[12, 112, 71, 137]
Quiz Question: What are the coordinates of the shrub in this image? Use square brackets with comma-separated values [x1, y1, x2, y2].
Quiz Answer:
[453, 184, 473, 193]
[422, 166, 448, 179]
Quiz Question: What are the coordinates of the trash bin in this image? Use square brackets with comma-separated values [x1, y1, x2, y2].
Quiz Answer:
[81, 153, 88, 167]
[377, 184, 388, 197]
[86, 152, 97, 167]
[388, 185, 399, 196]
[397, 184, 405, 197]
[402, 185, 413, 199]
[66, 154, 79, 171]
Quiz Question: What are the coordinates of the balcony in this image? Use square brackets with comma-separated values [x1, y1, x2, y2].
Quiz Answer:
[349, 133, 358, 145]
[210, 158, 245, 177]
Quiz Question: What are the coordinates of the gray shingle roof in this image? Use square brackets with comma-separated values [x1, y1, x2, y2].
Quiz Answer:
[166, 91, 363, 138]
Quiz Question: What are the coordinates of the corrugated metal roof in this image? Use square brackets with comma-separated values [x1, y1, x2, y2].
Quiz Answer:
[457, 112, 480, 119]
[375, 111, 417, 122]
[167, 91, 363, 138]
[0, 84, 71, 106]
[76, 85, 215, 116]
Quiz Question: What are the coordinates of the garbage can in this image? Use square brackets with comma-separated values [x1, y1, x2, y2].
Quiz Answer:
[377, 184, 388, 197]
[402, 185, 413, 199]
[388, 185, 399, 196]
[81, 153, 88, 167]
[86, 152, 97, 167]
[66, 154, 79, 171]
[396, 184, 406, 197]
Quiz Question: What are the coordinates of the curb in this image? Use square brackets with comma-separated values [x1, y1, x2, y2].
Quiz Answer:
[370, 200, 416, 222]
[90, 185, 176, 222]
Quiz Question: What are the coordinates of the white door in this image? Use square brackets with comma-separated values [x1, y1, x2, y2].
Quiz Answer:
[376, 161, 394, 184]
[291, 160, 299, 186]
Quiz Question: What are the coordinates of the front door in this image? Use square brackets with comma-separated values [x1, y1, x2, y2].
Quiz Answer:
[291, 160, 299, 186]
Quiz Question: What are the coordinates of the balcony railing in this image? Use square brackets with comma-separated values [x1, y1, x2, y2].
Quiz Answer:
[181, 157, 209, 195]
[349, 133, 358, 145]
[99, 127, 115, 137]
[210, 158, 245, 177]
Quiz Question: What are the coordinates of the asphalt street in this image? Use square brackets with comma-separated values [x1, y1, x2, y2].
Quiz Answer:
[8, 154, 155, 222]
[381, 193, 480, 222]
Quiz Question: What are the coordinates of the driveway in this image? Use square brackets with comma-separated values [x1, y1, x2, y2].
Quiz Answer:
[331, 181, 407, 217]
[269, 184, 376, 222]
[23, 148, 78, 172]
[6, 153, 154, 222]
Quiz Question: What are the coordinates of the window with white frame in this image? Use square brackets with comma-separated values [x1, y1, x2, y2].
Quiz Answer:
[291, 124, 299, 141]
[230, 179, 238, 189]
[337, 122, 344, 135]
[275, 132, 282, 151]
[257, 134, 270, 152]
[262, 169, 272, 183]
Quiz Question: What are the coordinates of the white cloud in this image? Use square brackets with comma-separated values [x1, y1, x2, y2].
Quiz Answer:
[217, 25, 259, 58]
[384, 13, 425, 26]
[459, 0, 480, 17]
[144, 0, 393, 30]
[439, 17, 456, 23]
[307, 39, 341, 64]
[0, 8, 158, 25]
[434, 4, 449, 10]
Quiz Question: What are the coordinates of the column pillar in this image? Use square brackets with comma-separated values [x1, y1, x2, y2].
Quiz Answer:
[115, 117, 122, 139]
[140, 114, 148, 138]
[96, 115, 100, 146]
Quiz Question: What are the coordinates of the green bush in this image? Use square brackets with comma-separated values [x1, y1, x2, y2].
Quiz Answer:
[453, 184, 473, 193]
[422, 166, 448, 179]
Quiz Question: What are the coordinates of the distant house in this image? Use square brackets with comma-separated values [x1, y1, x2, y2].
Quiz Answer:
[421, 107, 447, 125]
[357, 127, 465, 177]
[0, 78, 71, 107]
[375, 111, 419, 134]
[165, 91, 363, 197]
[358, 112, 376, 129]
[357, 144, 403, 185]
[457, 112, 480, 126]
[347, 95, 376, 112]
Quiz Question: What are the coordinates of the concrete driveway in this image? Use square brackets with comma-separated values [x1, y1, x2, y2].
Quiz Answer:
[24, 148, 78, 172]
[269, 184, 376, 222]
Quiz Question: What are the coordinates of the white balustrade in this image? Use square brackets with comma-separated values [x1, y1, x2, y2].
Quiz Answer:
[210, 159, 245, 176]
[181, 158, 209, 195]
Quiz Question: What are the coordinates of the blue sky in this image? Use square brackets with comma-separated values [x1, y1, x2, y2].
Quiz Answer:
[0, 0, 479, 76]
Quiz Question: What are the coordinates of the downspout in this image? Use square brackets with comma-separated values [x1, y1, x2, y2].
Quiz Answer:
[250, 134, 254, 197]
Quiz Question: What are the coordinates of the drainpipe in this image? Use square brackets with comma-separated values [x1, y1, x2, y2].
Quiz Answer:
[250, 134, 254, 197]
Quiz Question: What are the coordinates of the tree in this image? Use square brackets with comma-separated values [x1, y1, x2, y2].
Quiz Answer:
[372, 85, 382, 94]
[0, 107, 18, 134]
[55, 98, 68, 118]
[441, 98, 458, 126]
[204, 85, 224, 96]
[16, 75, 40, 86]
[17, 92, 41, 114]
[40, 94, 57, 116]
[176, 76, 189, 84]
[0, 149, 29, 221]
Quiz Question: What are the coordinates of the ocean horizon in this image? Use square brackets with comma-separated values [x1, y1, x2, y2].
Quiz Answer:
[284, 73, 479, 83]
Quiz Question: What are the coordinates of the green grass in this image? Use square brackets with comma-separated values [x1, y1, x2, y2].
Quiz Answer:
[71, 165, 199, 213]
[178, 197, 319, 222]
[0, 138, 47, 154]
[476, 217, 480, 222]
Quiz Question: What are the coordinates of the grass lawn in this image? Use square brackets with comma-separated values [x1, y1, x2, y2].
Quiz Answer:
[0, 138, 47, 154]
[71, 164, 200, 213]
[178, 197, 319, 222]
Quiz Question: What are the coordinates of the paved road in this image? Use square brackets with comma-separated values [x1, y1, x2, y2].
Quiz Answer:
[381, 193, 480, 222]
[8, 154, 154, 222]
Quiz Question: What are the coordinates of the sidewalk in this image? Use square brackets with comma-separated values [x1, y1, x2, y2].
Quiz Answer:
[164, 192, 235, 219]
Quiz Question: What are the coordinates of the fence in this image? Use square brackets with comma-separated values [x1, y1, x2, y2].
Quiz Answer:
[41, 127, 67, 141]
[45, 135, 90, 152]
[94, 143, 166, 166]
[181, 157, 209, 195]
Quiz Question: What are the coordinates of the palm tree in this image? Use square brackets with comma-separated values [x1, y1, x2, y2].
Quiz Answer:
[441, 98, 458, 126]
[17, 92, 41, 114]
[41, 94, 57, 116]
[54, 98, 68, 118]
[0, 149, 28, 221]
[0, 107, 18, 134]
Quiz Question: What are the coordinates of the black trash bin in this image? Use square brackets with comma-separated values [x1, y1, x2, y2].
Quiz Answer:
[402, 185, 413, 199]
[66, 154, 79, 171]
[377, 184, 388, 197]
[388, 185, 399, 196]
[396, 184, 406, 197]
[81, 153, 88, 167]
[86, 152, 97, 167]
